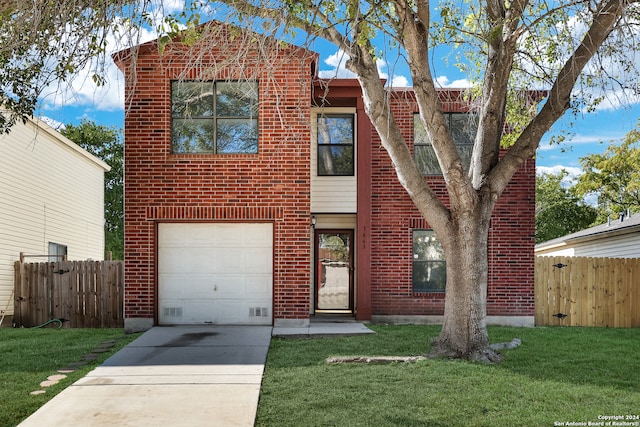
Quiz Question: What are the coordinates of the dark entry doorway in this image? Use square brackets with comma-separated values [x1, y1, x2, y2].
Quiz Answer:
[314, 230, 354, 312]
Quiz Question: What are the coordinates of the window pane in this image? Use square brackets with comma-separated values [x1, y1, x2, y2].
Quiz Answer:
[171, 119, 214, 153]
[318, 145, 354, 175]
[317, 114, 354, 176]
[413, 261, 447, 292]
[317, 115, 354, 145]
[216, 82, 259, 117]
[216, 118, 258, 153]
[414, 145, 440, 175]
[450, 113, 477, 145]
[413, 113, 476, 175]
[171, 82, 214, 117]
[413, 230, 446, 292]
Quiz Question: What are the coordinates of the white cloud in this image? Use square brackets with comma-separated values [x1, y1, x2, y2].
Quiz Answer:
[37, 1, 177, 115]
[390, 75, 409, 88]
[318, 50, 357, 78]
[434, 76, 472, 88]
[37, 116, 65, 131]
[318, 49, 410, 88]
[536, 165, 583, 180]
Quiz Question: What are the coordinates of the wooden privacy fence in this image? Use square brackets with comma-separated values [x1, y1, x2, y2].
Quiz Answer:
[535, 256, 640, 327]
[14, 259, 124, 328]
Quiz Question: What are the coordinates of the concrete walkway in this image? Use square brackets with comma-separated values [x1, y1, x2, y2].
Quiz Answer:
[18, 322, 374, 427]
[19, 326, 272, 427]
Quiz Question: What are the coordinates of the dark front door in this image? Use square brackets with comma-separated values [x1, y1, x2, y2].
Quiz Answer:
[314, 230, 354, 312]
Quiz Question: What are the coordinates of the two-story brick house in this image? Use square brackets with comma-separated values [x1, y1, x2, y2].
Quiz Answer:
[115, 24, 535, 333]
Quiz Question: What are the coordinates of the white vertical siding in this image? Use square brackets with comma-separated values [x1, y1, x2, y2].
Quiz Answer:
[0, 118, 109, 317]
[310, 108, 357, 213]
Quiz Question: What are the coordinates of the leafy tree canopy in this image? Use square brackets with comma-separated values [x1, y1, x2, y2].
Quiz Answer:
[61, 120, 124, 260]
[572, 120, 640, 223]
[536, 170, 597, 243]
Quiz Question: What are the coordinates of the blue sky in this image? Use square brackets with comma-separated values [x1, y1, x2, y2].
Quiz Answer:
[35, 3, 640, 180]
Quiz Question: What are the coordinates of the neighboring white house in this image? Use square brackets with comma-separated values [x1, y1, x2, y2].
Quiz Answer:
[0, 116, 110, 325]
[535, 212, 640, 258]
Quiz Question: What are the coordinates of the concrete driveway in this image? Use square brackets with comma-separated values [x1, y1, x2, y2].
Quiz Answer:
[18, 326, 272, 427]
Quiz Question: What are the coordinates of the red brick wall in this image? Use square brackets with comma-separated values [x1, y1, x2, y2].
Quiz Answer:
[119, 35, 315, 322]
[368, 91, 535, 317]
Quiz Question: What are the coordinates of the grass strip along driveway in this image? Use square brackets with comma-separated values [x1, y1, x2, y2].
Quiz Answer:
[0, 328, 139, 427]
[256, 325, 640, 427]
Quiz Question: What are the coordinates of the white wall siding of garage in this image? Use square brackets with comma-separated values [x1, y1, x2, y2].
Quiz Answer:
[0, 119, 108, 317]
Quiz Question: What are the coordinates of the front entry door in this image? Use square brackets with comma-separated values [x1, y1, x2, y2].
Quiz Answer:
[314, 230, 354, 312]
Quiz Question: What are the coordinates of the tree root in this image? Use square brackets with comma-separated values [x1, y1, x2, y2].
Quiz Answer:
[326, 355, 427, 364]
[325, 339, 521, 365]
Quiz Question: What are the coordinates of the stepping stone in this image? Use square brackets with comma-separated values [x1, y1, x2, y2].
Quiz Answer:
[91, 348, 110, 353]
[66, 361, 88, 367]
[82, 353, 99, 360]
[58, 368, 75, 373]
[40, 380, 57, 388]
[30, 390, 46, 395]
[48, 374, 67, 382]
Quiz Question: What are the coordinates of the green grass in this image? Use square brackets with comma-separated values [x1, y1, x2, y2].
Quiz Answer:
[256, 325, 640, 427]
[0, 328, 139, 427]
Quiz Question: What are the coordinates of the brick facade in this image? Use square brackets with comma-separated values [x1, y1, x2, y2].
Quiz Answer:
[116, 32, 317, 328]
[115, 26, 535, 330]
[367, 91, 535, 318]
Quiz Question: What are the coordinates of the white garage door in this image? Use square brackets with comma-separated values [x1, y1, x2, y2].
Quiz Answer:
[158, 223, 273, 325]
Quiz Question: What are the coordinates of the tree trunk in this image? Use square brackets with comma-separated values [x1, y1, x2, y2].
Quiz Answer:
[429, 205, 502, 363]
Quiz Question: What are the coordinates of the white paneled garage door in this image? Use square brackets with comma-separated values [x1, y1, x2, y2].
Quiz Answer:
[158, 223, 273, 325]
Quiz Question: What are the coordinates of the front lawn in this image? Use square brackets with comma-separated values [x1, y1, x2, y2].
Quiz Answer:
[0, 328, 139, 427]
[256, 325, 640, 427]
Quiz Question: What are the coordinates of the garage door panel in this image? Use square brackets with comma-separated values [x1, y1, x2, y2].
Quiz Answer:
[216, 224, 245, 246]
[216, 248, 247, 273]
[184, 300, 217, 324]
[244, 224, 273, 246]
[185, 248, 218, 273]
[184, 224, 216, 246]
[158, 247, 186, 274]
[159, 224, 187, 246]
[213, 275, 246, 298]
[218, 301, 245, 324]
[246, 275, 272, 298]
[244, 248, 272, 273]
[158, 223, 273, 325]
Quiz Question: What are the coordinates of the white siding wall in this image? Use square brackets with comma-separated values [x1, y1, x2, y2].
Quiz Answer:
[0, 119, 108, 317]
[536, 232, 640, 258]
[311, 108, 357, 213]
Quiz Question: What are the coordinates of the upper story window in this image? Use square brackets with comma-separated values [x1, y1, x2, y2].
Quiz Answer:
[171, 81, 259, 154]
[317, 114, 354, 176]
[414, 113, 477, 175]
[412, 230, 446, 292]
